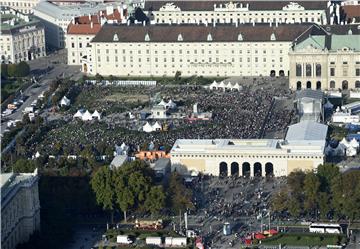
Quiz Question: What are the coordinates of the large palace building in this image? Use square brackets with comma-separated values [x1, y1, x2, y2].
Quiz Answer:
[84, 23, 311, 77]
[170, 121, 327, 177]
[144, 1, 328, 25]
[289, 25, 360, 91]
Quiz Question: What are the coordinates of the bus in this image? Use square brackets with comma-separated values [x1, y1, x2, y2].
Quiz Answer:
[309, 223, 342, 234]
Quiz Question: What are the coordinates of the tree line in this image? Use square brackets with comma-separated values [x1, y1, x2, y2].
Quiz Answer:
[90, 160, 194, 223]
[272, 163, 360, 221]
[1, 62, 30, 78]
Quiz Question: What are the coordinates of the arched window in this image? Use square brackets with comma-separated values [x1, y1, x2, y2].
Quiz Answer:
[316, 81, 321, 90]
[296, 64, 302, 77]
[306, 64, 312, 77]
[342, 80, 348, 90]
[330, 80, 336, 89]
[306, 81, 312, 89]
[316, 64, 321, 77]
[356, 81, 360, 88]
[296, 81, 302, 90]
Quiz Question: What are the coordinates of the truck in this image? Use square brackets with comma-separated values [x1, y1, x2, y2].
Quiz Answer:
[145, 237, 162, 246]
[116, 235, 133, 244]
[135, 219, 163, 230]
[165, 237, 187, 247]
[23, 106, 34, 114]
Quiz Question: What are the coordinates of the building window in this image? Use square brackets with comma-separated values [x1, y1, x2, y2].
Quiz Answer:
[330, 68, 335, 76]
[71, 43, 74, 48]
[306, 64, 312, 77]
[343, 68, 348, 76]
[79, 43, 82, 48]
[315, 64, 321, 77]
[355, 81, 360, 88]
[356, 68, 360, 76]
[296, 64, 302, 77]
[329, 80, 335, 89]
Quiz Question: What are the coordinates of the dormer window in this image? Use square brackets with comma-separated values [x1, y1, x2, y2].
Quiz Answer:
[145, 33, 150, 41]
[207, 33, 212, 41]
[270, 33, 276, 41]
[237, 33, 243, 41]
[113, 34, 119, 41]
[177, 33, 183, 41]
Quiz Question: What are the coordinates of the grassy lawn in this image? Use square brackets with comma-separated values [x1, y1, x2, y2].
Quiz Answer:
[261, 233, 346, 246]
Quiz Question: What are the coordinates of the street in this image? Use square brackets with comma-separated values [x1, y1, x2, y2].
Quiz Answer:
[1, 49, 81, 136]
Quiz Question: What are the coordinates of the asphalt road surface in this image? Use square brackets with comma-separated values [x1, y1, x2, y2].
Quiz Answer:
[1, 49, 81, 136]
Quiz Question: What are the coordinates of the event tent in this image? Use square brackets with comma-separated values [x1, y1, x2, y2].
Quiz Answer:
[143, 122, 153, 133]
[92, 110, 101, 120]
[82, 110, 93, 121]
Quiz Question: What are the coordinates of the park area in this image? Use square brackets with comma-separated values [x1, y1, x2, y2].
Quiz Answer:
[261, 232, 346, 246]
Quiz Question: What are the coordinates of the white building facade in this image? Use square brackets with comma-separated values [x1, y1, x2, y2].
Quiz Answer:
[0, 0, 40, 14]
[33, 1, 122, 48]
[86, 24, 311, 77]
[0, 8, 46, 64]
[289, 25, 360, 91]
[1, 169, 40, 249]
[170, 138, 325, 177]
[145, 1, 328, 25]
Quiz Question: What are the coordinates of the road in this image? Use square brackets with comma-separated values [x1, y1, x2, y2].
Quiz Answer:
[1, 49, 81, 136]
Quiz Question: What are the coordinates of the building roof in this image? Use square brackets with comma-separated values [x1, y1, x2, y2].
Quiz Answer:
[286, 121, 328, 141]
[110, 155, 128, 168]
[33, 1, 120, 20]
[342, 5, 360, 22]
[145, 1, 327, 11]
[91, 23, 311, 43]
[0, 7, 44, 35]
[67, 6, 127, 35]
[296, 89, 324, 100]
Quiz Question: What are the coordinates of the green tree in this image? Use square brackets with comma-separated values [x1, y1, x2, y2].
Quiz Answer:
[168, 173, 194, 213]
[317, 163, 339, 192]
[1, 64, 8, 78]
[12, 158, 36, 173]
[174, 71, 181, 81]
[90, 166, 115, 223]
[303, 171, 320, 215]
[287, 196, 301, 217]
[145, 186, 166, 216]
[7, 64, 17, 77]
[318, 192, 330, 219]
[15, 61, 30, 77]
[271, 189, 288, 213]
[95, 73, 103, 82]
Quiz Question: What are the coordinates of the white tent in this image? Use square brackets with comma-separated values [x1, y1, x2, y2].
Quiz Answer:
[167, 99, 177, 109]
[209, 80, 218, 90]
[60, 96, 70, 106]
[218, 81, 226, 89]
[82, 110, 93, 121]
[350, 138, 359, 149]
[158, 99, 167, 107]
[340, 138, 350, 148]
[73, 110, 84, 119]
[143, 122, 153, 133]
[232, 82, 242, 91]
[92, 110, 101, 120]
[129, 112, 135, 119]
[346, 146, 358, 157]
[152, 121, 162, 131]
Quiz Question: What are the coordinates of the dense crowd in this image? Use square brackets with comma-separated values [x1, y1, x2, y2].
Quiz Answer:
[27, 85, 294, 157]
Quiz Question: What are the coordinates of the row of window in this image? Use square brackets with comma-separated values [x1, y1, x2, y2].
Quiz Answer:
[97, 42, 286, 48]
[172, 154, 322, 159]
[96, 55, 282, 64]
[157, 11, 322, 17]
[97, 48, 283, 55]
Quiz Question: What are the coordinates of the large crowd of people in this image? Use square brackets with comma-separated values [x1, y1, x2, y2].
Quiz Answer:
[28, 84, 295, 157]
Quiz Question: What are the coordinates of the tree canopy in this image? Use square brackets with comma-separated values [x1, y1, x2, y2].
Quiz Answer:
[271, 164, 360, 220]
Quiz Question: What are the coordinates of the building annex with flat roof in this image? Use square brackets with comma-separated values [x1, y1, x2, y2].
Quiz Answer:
[170, 121, 328, 177]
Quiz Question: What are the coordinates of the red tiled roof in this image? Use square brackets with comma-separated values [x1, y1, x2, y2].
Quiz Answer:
[67, 8, 127, 35]
[342, 5, 360, 18]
